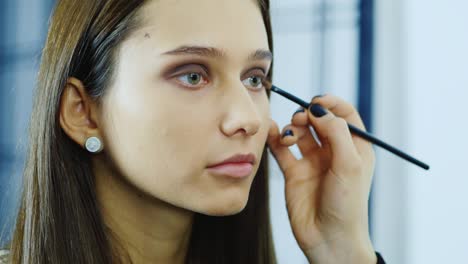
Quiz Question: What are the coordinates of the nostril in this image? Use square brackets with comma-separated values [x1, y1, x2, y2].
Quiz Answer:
[243, 123, 260, 135]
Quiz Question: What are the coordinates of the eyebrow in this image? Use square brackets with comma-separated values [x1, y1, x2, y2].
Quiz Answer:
[161, 45, 273, 62]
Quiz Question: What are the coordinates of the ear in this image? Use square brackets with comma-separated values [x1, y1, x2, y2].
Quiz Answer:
[59, 77, 102, 150]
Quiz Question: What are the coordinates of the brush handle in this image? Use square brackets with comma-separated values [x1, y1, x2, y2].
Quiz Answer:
[269, 85, 430, 170]
[347, 124, 430, 170]
[310, 99, 429, 169]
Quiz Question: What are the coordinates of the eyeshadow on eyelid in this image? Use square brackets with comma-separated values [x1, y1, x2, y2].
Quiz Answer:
[162, 59, 271, 78]
[162, 64, 206, 77]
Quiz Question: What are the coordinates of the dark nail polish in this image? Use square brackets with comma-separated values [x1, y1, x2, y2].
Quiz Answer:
[312, 94, 324, 100]
[282, 129, 294, 138]
[309, 104, 328, 118]
[293, 107, 305, 116]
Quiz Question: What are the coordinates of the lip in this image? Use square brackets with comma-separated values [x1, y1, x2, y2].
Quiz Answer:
[207, 153, 256, 178]
[207, 153, 256, 168]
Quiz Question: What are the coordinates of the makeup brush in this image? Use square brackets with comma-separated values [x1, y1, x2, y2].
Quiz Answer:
[264, 81, 430, 170]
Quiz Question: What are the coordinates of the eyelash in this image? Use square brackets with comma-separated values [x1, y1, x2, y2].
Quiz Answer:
[172, 64, 268, 91]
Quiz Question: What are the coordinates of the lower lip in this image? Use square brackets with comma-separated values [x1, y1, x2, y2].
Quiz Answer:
[206, 162, 253, 178]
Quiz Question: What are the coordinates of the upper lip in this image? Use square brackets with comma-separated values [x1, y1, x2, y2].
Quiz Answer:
[207, 153, 257, 168]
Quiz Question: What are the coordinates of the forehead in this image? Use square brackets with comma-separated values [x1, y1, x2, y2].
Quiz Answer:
[134, 0, 269, 57]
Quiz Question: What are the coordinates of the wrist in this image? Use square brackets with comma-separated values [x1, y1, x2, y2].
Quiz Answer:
[304, 234, 376, 264]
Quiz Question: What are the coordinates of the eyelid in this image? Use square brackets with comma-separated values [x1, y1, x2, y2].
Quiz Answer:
[241, 67, 268, 81]
[169, 63, 209, 77]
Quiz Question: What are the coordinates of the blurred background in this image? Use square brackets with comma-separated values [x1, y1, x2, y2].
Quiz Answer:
[0, 0, 467, 263]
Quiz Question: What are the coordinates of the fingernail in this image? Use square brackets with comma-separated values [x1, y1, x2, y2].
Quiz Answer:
[312, 94, 324, 100]
[309, 103, 328, 118]
[293, 107, 305, 116]
[282, 129, 294, 138]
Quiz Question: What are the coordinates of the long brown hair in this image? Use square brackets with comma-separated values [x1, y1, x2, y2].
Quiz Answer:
[4, 0, 276, 263]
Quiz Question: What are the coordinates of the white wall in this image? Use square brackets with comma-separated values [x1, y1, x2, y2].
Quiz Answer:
[268, 0, 360, 263]
[372, 1, 409, 263]
[372, 0, 468, 263]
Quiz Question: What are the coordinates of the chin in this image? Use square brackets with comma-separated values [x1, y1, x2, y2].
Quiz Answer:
[197, 196, 249, 217]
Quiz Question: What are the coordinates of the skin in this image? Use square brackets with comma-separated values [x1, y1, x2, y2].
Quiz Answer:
[59, 0, 377, 263]
[268, 97, 377, 263]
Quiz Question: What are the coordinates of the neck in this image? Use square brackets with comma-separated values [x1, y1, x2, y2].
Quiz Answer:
[94, 158, 194, 264]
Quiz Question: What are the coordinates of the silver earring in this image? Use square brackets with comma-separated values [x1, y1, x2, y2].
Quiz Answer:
[85, 136, 103, 153]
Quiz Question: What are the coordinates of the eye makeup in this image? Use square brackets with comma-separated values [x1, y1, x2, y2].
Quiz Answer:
[170, 64, 210, 88]
[163, 60, 270, 91]
[263, 80, 430, 171]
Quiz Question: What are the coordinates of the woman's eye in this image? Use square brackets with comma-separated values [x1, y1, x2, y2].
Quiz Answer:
[242, 75, 265, 90]
[176, 72, 207, 87]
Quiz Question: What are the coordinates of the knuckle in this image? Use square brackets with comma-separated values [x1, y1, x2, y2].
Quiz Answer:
[347, 156, 364, 175]
[328, 117, 348, 133]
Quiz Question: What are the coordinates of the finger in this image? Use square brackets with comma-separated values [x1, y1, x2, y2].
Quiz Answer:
[311, 95, 373, 158]
[279, 125, 299, 147]
[291, 107, 308, 126]
[307, 104, 361, 172]
[291, 107, 321, 156]
[267, 119, 298, 173]
[311, 94, 366, 130]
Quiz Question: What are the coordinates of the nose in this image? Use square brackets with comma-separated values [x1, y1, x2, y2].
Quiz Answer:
[220, 81, 262, 137]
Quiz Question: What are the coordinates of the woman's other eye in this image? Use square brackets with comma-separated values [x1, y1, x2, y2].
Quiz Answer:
[176, 72, 208, 88]
[242, 75, 266, 91]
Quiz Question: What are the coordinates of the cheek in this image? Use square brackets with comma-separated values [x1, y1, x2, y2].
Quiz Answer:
[100, 87, 215, 198]
[98, 85, 270, 214]
[255, 93, 272, 140]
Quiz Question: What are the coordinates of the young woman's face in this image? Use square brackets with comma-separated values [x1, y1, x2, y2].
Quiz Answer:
[100, 0, 272, 216]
